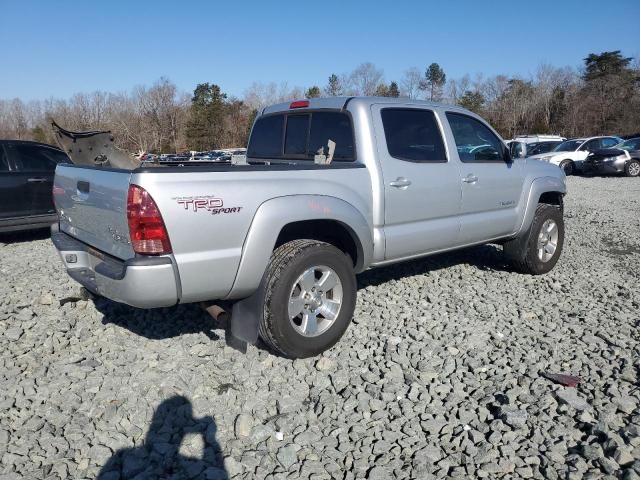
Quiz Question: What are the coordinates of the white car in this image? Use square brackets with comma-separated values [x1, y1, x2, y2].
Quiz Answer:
[528, 136, 622, 175]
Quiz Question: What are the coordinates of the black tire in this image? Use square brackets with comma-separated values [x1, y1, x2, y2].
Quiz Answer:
[560, 160, 574, 176]
[503, 204, 564, 275]
[258, 239, 357, 358]
[625, 159, 640, 177]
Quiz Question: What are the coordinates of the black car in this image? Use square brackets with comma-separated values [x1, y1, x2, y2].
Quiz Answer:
[0, 140, 70, 232]
[582, 137, 640, 177]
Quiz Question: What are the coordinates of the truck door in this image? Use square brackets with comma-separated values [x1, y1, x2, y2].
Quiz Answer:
[444, 112, 525, 243]
[5, 142, 62, 217]
[371, 105, 462, 260]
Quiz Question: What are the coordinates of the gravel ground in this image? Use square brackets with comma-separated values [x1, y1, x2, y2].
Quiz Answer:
[1, 176, 639, 480]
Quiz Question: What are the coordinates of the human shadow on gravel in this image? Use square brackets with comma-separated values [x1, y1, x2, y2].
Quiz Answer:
[98, 395, 228, 479]
[357, 243, 514, 288]
[0, 227, 50, 244]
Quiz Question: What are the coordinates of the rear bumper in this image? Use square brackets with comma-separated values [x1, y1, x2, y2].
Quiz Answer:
[51, 224, 179, 308]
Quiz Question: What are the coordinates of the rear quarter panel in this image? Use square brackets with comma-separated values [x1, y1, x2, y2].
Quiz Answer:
[132, 166, 372, 302]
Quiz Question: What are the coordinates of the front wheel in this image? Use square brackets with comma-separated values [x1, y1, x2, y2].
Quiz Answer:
[625, 160, 640, 177]
[503, 204, 564, 275]
[258, 240, 357, 358]
[560, 160, 574, 176]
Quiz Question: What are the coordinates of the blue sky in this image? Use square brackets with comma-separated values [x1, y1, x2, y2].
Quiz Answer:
[1, 0, 638, 100]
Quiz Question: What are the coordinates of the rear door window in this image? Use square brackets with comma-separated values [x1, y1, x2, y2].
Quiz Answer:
[6, 144, 62, 172]
[381, 108, 447, 162]
[446, 113, 505, 162]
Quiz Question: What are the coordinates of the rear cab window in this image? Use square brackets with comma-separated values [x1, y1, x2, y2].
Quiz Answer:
[248, 111, 355, 161]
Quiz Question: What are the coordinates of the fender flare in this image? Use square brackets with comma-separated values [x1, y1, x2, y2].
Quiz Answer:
[516, 176, 567, 236]
[225, 195, 373, 300]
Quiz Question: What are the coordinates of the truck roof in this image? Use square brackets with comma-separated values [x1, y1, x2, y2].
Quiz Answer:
[261, 96, 467, 116]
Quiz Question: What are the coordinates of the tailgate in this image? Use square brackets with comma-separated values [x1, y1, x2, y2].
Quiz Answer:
[54, 164, 135, 260]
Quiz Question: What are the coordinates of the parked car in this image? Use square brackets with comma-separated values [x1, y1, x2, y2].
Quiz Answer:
[526, 141, 563, 157]
[0, 140, 70, 233]
[528, 136, 623, 175]
[582, 137, 640, 177]
[51, 97, 566, 358]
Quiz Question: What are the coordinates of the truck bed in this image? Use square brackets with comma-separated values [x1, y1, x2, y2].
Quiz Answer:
[53, 161, 371, 303]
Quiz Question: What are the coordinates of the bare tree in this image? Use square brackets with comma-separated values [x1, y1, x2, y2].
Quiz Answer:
[400, 67, 422, 99]
[345, 62, 384, 96]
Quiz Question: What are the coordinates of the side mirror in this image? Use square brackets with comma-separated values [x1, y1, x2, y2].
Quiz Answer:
[509, 141, 527, 159]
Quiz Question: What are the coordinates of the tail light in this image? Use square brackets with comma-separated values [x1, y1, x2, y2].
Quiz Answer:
[127, 184, 172, 255]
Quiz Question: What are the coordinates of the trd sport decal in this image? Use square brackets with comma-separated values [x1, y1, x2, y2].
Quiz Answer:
[173, 195, 242, 215]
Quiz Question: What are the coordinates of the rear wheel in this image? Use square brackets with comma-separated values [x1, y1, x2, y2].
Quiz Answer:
[625, 160, 640, 177]
[504, 203, 564, 275]
[258, 240, 357, 358]
[560, 160, 574, 176]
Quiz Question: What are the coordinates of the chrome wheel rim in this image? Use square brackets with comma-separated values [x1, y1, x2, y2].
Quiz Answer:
[537, 219, 559, 262]
[288, 265, 343, 337]
[629, 162, 640, 176]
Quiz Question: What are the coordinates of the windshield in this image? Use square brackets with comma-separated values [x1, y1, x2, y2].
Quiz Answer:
[617, 138, 640, 151]
[553, 140, 582, 152]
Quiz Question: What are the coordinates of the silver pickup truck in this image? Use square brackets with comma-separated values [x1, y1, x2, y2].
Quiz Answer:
[51, 97, 566, 358]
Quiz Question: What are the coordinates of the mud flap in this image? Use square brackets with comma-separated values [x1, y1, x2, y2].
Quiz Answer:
[229, 281, 266, 345]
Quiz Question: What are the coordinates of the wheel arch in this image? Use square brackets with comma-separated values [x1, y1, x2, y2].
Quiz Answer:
[225, 195, 373, 300]
[275, 219, 363, 269]
[516, 177, 566, 236]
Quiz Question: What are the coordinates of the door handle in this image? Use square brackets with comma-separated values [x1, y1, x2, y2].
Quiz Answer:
[27, 177, 47, 183]
[389, 177, 412, 188]
[462, 174, 478, 184]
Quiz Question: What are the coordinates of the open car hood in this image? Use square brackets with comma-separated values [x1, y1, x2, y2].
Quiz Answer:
[51, 120, 140, 170]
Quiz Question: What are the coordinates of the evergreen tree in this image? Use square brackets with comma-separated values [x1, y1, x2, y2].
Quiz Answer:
[185, 83, 227, 151]
[458, 90, 485, 114]
[324, 74, 342, 96]
[419, 63, 447, 101]
[388, 81, 400, 98]
[583, 51, 633, 82]
[374, 84, 390, 97]
[305, 86, 321, 98]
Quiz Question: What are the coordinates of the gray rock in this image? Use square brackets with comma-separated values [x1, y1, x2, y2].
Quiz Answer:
[556, 389, 590, 411]
[234, 414, 253, 438]
[224, 456, 243, 476]
[614, 447, 635, 466]
[4, 327, 23, 341]
[276, 444, 298, 470]
[315, 357, 337, 371]
[500, 406, 528, 428]
[368, 466, 390, 479]
[599, 457, 620, 474]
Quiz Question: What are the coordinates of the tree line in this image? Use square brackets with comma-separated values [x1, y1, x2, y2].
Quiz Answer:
[0, 51, 638, 153]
